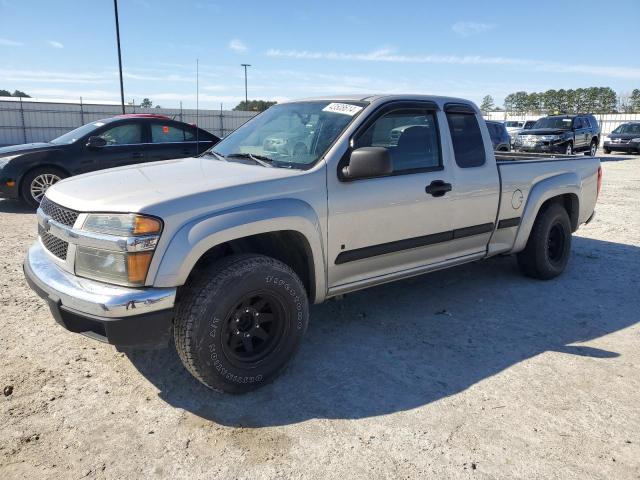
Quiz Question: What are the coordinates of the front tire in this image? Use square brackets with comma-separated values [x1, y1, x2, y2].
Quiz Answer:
[174, 254, 309, 394]
[20, 167, 67, 209]
[517, 203, 572, 280]
[604, 148, 611, 154]
[565, 142, 573, 155]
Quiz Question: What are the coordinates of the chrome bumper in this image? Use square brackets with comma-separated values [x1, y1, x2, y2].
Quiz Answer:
[24, 241, 176, 318]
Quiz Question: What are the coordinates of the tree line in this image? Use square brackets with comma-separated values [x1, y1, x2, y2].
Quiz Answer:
[481, 88, 640, 115]
[0, 89, 31, 98]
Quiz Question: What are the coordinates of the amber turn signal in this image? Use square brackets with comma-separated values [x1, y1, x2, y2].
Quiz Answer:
[133, 216, 162, 235]
[127, 252, 154, 284]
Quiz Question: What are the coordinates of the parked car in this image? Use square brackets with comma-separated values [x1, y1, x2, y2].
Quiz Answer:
[24, 95, 601, 394]
[486, 120, 511, 151]
[508, 119, 537, 145]
[513, 114, 600, 156]
[603, 122, 640, 154]
[0, 114, 219, 207]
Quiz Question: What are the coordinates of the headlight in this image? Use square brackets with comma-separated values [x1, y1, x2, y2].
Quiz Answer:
[604, 136, 612, 141]
[540, 135, 560, 141]
[631, 138, 640, 142]
[75, 213, 162, 286]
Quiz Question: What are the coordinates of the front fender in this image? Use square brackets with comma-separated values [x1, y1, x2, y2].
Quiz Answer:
[151, 199, 327, 303]
[512, 172, 581, 253]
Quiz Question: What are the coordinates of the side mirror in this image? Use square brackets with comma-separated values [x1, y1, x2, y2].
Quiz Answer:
[342, 147, 393, 180]
[86, 136, 107, 149]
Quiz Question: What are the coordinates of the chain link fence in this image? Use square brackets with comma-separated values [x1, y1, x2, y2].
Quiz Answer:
[0, 98, 258, 146]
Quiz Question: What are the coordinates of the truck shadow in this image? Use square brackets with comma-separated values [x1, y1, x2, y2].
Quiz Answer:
[126, 236, 639, 427]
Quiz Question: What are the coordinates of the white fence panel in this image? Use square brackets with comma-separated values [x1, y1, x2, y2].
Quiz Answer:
[0, 98, 257, 146]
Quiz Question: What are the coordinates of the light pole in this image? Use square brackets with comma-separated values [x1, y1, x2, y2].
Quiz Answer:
[113, 0, 126, 114]
[241, 64, 251, 110]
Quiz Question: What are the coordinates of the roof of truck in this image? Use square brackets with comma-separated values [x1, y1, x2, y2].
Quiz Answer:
[285, 94, 478, 107]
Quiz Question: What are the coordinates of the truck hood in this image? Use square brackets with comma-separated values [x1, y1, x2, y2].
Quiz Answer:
[45, 156, 304, 214]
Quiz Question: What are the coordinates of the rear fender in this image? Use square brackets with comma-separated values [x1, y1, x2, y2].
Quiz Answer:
[512, 172, 581, 253]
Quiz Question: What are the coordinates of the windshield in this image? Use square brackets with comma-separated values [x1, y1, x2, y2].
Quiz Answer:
[50, 121, 106, 144]
[612, 123, 640, 135]
[210, 101, 366, 168]
[533, 117, 573, 130]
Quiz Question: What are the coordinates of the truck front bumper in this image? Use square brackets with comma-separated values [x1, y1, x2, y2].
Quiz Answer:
[23, 242, 176, 347]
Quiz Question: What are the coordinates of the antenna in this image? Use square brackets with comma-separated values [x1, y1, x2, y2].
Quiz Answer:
[195, 58, 199, 154]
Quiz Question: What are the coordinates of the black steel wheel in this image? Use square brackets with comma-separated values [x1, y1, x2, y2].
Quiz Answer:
[517, 203, 572, 280]
[174, 254, 309, 393]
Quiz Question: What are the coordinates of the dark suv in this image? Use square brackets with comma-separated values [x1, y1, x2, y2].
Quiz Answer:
[486, 120, 511, 151]
[513, 114, 600, 156]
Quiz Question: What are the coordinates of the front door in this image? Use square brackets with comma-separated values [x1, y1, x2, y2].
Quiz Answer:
[326, 102, 500, 290]
[79, 121, 146, 172]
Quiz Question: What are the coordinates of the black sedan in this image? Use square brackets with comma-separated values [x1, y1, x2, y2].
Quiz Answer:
[0, 114, 219, 207]
[603, 122, 640, 154]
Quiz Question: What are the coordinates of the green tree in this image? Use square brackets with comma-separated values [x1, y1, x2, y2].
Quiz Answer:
[233, 100, 277, 112]
[479, 95, 495, 113]
[12, 89, 30, 98]
[140, 98, 153, 108]
[0, 89, 11, 97]
[631, 89, 640, 113]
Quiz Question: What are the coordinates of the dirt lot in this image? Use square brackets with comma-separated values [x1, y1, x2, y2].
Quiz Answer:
[1, 155, 639, 480]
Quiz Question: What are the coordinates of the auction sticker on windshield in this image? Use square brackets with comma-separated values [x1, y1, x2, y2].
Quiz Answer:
[322, 103, 363, 116]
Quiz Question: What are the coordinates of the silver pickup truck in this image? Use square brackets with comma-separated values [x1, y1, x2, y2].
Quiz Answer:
[24, 95, 601, 393]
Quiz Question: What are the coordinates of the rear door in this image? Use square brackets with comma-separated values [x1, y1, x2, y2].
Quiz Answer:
[146, 121, 214, 161]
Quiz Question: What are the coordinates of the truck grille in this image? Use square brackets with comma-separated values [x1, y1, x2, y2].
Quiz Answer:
[38, 224, 69, 260]
[40, 196, 79, 227]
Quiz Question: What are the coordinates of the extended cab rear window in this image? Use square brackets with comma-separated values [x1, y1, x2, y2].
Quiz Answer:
[446, 112, 486, 168]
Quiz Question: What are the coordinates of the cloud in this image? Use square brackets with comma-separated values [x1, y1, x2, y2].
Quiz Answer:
[48, 40, 64, 49]
[452, 21, 495, 37]
[0, 37, 22, 47]
[228, 39, 247, 53]
[266, 48, 640, 80]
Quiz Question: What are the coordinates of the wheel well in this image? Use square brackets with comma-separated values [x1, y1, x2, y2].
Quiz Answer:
[185, 230, 316, 300]
[19, 164, 70, 191]
[540, 193, 579, 231]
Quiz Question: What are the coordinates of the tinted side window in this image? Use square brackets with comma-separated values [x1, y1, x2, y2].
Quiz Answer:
[99, 124, 142, 145]
[446, 113, 486, 168]
[355, 109, 441, 172]
[573, 118, 584, 129]
[151, 124, 189, 143]
[582, 117, 591, 128]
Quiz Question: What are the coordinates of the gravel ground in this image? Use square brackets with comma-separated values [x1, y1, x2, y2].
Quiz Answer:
[1, 155, 639, 480]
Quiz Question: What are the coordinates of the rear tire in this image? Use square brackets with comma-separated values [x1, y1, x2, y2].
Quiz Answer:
[174, 254, 309, 394]
[517, 203, 572, 280]
[20, 167, 67, 209]
[585, 139, 597, 156]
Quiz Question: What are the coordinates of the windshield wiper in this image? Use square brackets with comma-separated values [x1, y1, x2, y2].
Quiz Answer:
[226, 153, 274, 168]
[202, 150, 227, 161]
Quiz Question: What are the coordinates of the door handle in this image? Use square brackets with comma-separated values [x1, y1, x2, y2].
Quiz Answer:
[131, 152, 144, 158]
[425, 180, 452, 197]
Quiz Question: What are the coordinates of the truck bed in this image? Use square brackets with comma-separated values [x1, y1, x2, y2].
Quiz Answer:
[495, 151, 580, 162]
